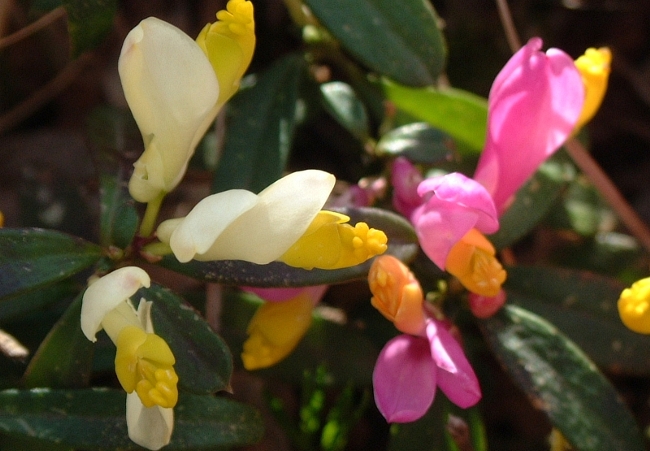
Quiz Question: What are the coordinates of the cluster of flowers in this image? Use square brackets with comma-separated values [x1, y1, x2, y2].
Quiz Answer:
[79, 1, 388, 449]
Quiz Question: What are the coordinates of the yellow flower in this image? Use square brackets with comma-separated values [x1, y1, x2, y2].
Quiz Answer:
[574, 47, 611, 130]
[0, 211, 4, 227]
[368, 255, 426, 335]
[278, 211, 388, 270]
[241, 292, 314, 370]
[445, 229, 506, 297]
[197, 0, 255, 108]
[81, 267, 177, 450]
[618, 277, 650, 334]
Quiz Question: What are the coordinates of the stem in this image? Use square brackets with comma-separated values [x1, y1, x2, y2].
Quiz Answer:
[139, 192, 166, 238]
[495, 0, 521, 52]
[565, 138, 650, 253]
[0, 7, 66, 51]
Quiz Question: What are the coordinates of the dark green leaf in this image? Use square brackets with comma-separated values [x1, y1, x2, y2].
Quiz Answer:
[212, 54, 306, 194]
[221, 292, 379, 385]
[0, 229, 102, 301]
[376, 122, 455, 164]
[504, 265, 650, 375]
[0, 280, 77, 322]
[490, 153, 575, 249]
[145, 284, 233, 394]
[480, 305, 645, 451]
[63, 0, 117, 57]
[320, 82, 370, 141]
[382, 80, 487, 151]
[305, 0, 446, 86]
[0, 388, 263, 450]
[99, 174, 138, 249]
[24, 293, 93, 389]
[158, 207, 418, 287]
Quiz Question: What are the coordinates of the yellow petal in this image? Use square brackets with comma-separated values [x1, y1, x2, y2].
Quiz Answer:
[197, 0, 255, 107]
[574, 47, 611, 130]
[618, 277, 650, 334]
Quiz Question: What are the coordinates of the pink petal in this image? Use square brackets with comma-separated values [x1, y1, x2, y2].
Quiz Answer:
[242, 286, 327, 304]
[373, 334, 437, 422]
[426, 319, 481, 408]
[468, 290, 507, 318]
[391, 157, 424, 219]
[473, 37, 584, 215]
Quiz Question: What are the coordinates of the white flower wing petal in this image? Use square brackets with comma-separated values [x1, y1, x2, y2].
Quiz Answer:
[126, 392, 174, 450]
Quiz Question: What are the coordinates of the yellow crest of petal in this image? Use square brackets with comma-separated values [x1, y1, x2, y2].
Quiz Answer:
[115, 326, 179, 408]
[197, 0, 255, 107]
[574, 47, 611, 130]
[279, 210, 388, 270]
[241, 294, 313, 370]
[618, 277, 650, 334]
[368, 255, 426, 335]
[445, 229, 506, 297]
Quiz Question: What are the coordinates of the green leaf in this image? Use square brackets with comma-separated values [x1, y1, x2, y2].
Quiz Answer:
[99, 174, 138, 249]
[490, 152, 575, 249]
[158, 207, 418, 287]
[376, 122, 455, 164]
[63, 0, 117, 57]
[320, 82, 370, 141]
[382, 80, 487, 151]
[0, 388, 263, 450]
[480, 305, 645, 451]
[212, 54, 306, 194]
[305, 0, 446, 86]
[0, 229, 102, 301]
[145, 284, 233, 394]
[24, 293, 93, 389]
[504, 265, 650, 375]
[0, 280, 77, 322]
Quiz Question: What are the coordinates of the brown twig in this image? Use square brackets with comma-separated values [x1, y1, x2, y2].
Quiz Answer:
[0, 6, 66, 51]
[495, 0, 521, 53]
[0, 52, 93, 135]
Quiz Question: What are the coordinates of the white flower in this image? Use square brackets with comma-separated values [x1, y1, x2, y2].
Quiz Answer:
[157, 170, 336, 264]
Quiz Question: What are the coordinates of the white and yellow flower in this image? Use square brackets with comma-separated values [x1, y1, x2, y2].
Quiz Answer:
[81, 267, 177, 450]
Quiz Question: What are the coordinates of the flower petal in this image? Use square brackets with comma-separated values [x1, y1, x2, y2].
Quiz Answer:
[80, 267, 150, 342]
[126, 392, 174, 450]
[391, 157, 423, 219]
[373, 334, 436, 423]
[473, 37, 584, 214]
[426, 319, 481, 408]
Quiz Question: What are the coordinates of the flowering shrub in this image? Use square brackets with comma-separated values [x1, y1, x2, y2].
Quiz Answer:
[4, 0, 650, 450]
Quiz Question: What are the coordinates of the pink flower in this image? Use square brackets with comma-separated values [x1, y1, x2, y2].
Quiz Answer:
[242, 286, 327, 303]
[473, 37, 585, 214]
[411, 172, 498, 269]
[372, 318, 481, 422]
[391, 157, 424, 219]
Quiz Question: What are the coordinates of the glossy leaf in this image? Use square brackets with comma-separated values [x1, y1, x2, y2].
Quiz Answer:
[144, 284, 233, 394]
[24, 293, 93, 389]
[490, 152, 575, 249]
[504, 265, 650, 375]
[0, 389, 263, 450]
[158, 207, 418, 287]
[0, 229, 102, 301]
[212, 54, 306, 194]
[0, 280, 77, 322]
[99, 174, 138, 249]
[376, 122, 455, 164]
[382, 80, 487, 151]
[481, 305, 645, 451]
[321, 82, 370, 141]
[305, 0, 446, 86]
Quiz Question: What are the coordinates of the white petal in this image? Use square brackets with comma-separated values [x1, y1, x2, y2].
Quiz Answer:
[119, 17, 220, 200]
[166, 189, 259, 263]
[126, 392, 174, 450]
[200, 170, 335, 263]
[80, 267, 151, 342]
[136, 298, 154, 333]
[156, 217, 183, 244]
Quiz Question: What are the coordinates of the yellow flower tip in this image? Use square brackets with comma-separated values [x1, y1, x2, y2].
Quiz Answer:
[197, 0, 255, 106]
[279, 211, 387, 270]
[241, 294, 313, 370]
[574, 47, 611, 130]
[0, 211, 4, 228]
[445, 229, 506, 297]
[115, 326, 178, 409]
[618, 277, 650, 334]
[368, 255, 426, 335]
